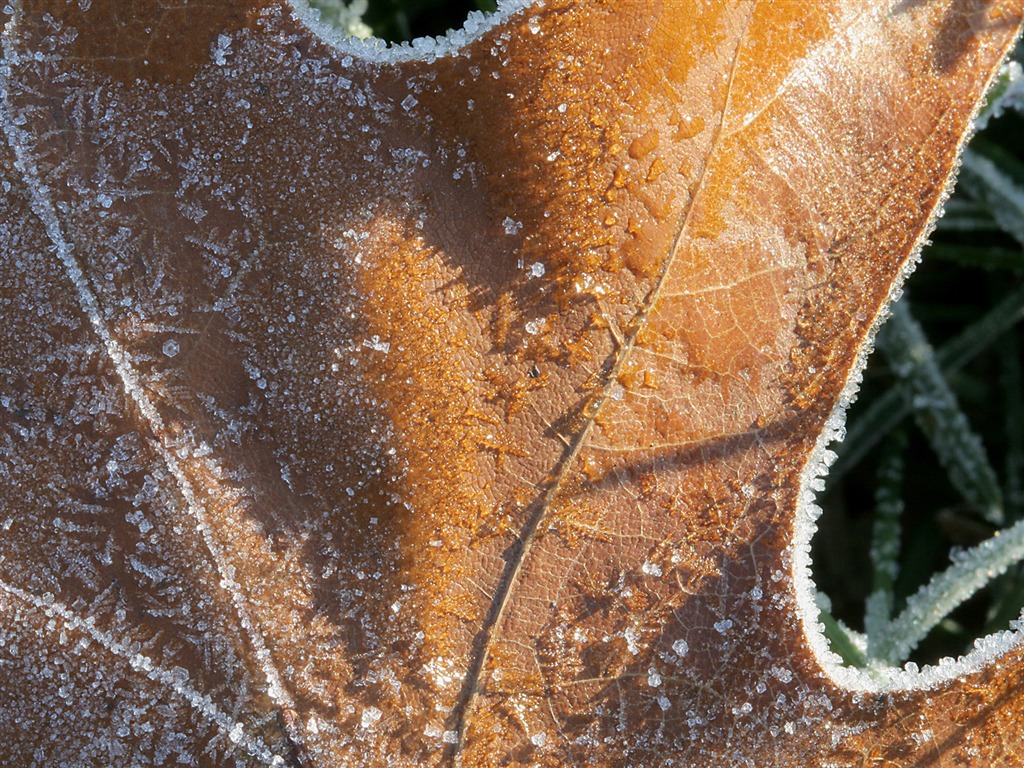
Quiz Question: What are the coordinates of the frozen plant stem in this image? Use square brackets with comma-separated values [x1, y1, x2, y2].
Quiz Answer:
[872, 514, 1024, 666]
[831, 280, 1024, 481]
[960, 146, 1024, 246]
[864, 431, 907, 657]
[880, 300, 1004, 524]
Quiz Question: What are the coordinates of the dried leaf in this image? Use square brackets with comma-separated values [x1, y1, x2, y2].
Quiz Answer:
[1, 0, 1022, 765]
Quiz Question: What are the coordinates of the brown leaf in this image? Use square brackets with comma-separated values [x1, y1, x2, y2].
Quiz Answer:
[0, 0, 1022, 765]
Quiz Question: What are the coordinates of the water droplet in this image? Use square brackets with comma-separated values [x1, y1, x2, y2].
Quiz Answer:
[628, 128, 659, 160]
[647, 157, 666, 182]
[674, 114, 705, 140]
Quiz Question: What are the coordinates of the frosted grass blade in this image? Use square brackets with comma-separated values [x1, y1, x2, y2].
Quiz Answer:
[832, 282, 1024, 480]
[880, 301, 1003, 524]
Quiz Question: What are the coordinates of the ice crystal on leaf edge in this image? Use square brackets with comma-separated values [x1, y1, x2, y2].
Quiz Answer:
[290, 0, 534, 63]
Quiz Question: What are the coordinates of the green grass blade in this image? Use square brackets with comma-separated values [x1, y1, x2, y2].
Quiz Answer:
[879, 301, 1003, 524]
[864, 431, 907, 655]
[959, 145, 1024, 247]
[309, 0, 375, 37]
[873, 513, 1024, 665]
[973, 60, 1024, 131]
[819, 609, 868, 668]
[831, 282, 1024, 482]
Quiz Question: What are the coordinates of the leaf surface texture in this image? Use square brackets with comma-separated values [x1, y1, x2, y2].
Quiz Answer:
[0, 0, 1022, 765]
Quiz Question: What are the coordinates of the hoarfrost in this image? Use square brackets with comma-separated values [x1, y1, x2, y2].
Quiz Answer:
[360, 706, 383, 729]
[290, 0, 535, 64]
[641, 560, 662, 577]
[623, 626, 641, 655]
[162, 339, 180, 358]
[362, 335, 390, 353]
[212, 34, 233, 67]
[6, 0, 1016, 764]
[308, 0, 374, 39]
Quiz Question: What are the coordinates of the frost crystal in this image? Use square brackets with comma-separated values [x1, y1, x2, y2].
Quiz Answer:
[162, 339, 180, 358]
[360, 706, 382, 729]
[362, 335, 391, 353]
[212, 34, 233, 67]
[623, 626, 641, 654]
[641, 560, 662, 577]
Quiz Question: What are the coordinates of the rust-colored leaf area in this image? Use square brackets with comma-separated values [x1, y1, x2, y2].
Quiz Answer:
[1, 0, 1023, 765]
